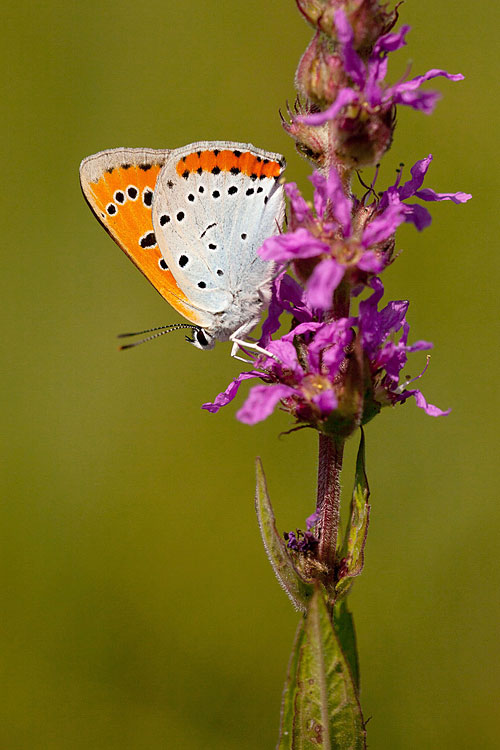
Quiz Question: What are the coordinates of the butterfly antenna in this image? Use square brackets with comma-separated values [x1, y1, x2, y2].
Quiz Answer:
[118, 323, 199, 350]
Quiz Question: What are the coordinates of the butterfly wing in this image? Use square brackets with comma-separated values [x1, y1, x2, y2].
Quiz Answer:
[151, 142, 286, 333]
[79, 147, 207, 326]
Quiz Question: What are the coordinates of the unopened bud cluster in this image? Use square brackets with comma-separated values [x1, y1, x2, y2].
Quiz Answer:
[290, 0, 398, 169]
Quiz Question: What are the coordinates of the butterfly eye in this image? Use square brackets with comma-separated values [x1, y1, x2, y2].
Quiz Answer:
[196, 330, 208, 346]
[192, 329, 214, 350]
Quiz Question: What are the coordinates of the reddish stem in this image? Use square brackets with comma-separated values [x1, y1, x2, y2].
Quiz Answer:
[316, 433, 345, 574]
[316, 277, 350, 574]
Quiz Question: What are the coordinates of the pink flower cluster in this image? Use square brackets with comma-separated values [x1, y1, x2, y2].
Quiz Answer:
[204, 9, 470, 435]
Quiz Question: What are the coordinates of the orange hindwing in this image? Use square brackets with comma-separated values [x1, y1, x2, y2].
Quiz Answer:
[79, 148, 202, 325]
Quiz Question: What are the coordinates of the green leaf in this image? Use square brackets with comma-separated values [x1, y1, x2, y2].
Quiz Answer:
[278, 587, 366, 749]
[333, 599, 360, 694]
[336, 430, 370, 596]
[255, 458, 313, 612]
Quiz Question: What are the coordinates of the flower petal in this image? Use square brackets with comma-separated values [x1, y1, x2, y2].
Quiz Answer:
[373, 25, 411, 55]
[309, 171, 327, 218]
[202, 371, 260, 413]
[415, 188, 472, 204]
[407, 339, 433, 353]
[307, 319, 354, 378]
[398, 155, 433, 199]
[401, 388, 451, 417]
[266, 339, 302, 374]
[282, 321, 324, 341]
[324, 167, 353, 236]
[236, 384, 297, 425]
[259, 228, 328, 262]
[334, 9, 366, 87]
[387, 69, 463, 114]
[279, 274, 315, 322]
[285, 182, 313, 223]
[391, 88, 442, 114]
[396, 68, 464, 93]
[401, 203, 433, 230]
[357, 250, 386, 272]
[322, 325, 354, 379]
[299, 88, 358, 126]
[306, 258, 345, 310]
[359, 283, 408, 356]
[259, 276, 286, 345]
[361, 203, 406, 247]
[306, 511, 320, 531]
[312, 389, 338, 415]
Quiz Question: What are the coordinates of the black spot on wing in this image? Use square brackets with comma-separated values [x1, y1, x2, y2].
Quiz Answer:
[139, 232, 157, 248]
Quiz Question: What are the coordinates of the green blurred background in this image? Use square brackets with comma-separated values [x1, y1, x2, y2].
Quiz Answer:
[2, 0, 498, 747]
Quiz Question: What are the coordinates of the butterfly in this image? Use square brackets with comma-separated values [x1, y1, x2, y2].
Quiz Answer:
[79, 141, 286, 356]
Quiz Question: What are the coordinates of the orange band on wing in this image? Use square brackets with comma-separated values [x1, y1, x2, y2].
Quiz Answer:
[85, 164, 203, 326]
[176, 149, 282, 180]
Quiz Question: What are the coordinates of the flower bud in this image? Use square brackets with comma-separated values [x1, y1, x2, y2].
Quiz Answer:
[296, 0, 399, 56]
[295, 32, 345, 106]
[333, 102, 396, 167]
[281, 103, 331, 169]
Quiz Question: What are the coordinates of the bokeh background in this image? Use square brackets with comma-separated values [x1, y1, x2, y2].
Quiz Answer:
[2, 0, 498, 747]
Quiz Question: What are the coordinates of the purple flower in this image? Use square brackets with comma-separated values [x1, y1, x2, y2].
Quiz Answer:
[259, 158, 470, 310]
[376, 154, 472, 230]
[284, 528, 319, 554]
[301, 11, 464, 126]
[359, 279, 450, 418]
[202, 318, 354, 426]
[259, 270, 314, 346]
[259, 167, 386, 309]
[203, 278, 449, 425]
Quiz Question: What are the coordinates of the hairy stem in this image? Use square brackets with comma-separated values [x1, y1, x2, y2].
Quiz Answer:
[316, 433, 345, 574]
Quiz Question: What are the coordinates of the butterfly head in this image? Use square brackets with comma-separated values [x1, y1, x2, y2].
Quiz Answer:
[186, 327, 215, 350]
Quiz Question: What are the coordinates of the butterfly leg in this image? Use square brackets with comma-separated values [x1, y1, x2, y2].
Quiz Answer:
[230, 337, 280, 363]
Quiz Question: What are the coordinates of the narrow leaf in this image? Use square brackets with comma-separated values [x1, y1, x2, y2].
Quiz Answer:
[333, 599, 360, 694]
[255, 458, 313, 611]
[278, 620, 306, 748]
[278, 587, 366, 749]
[336, 430, 370, 595]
